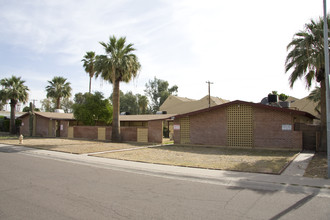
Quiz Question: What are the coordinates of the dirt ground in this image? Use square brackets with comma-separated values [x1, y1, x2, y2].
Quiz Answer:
[0, 137, 152, 154]
[304, 152, 328, 179]
[0, 137, 298, 174]
[95, 145, 298, 174]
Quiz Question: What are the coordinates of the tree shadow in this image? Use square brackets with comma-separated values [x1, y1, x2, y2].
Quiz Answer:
[0, 144, 34, 153]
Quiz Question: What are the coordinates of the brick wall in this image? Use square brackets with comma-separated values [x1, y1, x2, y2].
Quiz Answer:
[106, 127, 112, 140]
[295, 123, 320, 151]
[121, 127, 137, 142]
[74, 126, 98, 139]
[174, 105, 305, 150]
[253, 108, 302, 149]
[59, 121, 69, 138]
[189, 108, 227, 145]
[148, 120, 163, 143]
[72, 126, 150, 142]
[35, 116, 50, 137]
[19, 115, 30, 136]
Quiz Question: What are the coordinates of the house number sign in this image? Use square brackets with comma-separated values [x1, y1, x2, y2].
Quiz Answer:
[282, 124, 292, 131]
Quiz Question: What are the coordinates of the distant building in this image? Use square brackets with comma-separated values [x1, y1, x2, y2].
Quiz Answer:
[160, 95, 229, 114]
[287, 96, 320, 121]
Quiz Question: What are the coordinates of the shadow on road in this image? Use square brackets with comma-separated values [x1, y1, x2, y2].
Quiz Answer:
[0, 144, 33, 153]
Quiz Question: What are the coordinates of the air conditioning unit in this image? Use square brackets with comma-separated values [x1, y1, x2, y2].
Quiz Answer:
[279, 101, 290, 108]
[156, 111, 167, 114]
[54, 109, 64, 113]
[268, 94, 278, 103]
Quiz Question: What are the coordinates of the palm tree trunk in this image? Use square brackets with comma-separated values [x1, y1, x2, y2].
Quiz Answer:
[319, 79, 327, 151]
[112, 79, 121, 142]
[56, 97, 61, 109]
[89, 76, 92, 94]
[9, 100, 16, 134]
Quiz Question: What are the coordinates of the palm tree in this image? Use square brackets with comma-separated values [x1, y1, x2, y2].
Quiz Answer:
[137, 94, 148, 114]
[95, 36, 141, 142]
[81, 51, 96, 93]
[307, 86, 321, 115]
[0, 76, 29, 134]
[45, 76, 72, 109]
[285, 16, 330, 151]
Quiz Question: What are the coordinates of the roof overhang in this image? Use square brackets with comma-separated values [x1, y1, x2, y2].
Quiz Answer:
[174, 100, 317, 120]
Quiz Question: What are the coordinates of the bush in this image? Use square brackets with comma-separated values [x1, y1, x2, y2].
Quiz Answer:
[1, 119, 9, 132]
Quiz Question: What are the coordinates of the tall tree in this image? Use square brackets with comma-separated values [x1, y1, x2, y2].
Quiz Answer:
[41, 98, 55, 112]
[72, 92, 112, 126]
[95, 36, 141, 142]
[61, 97, 74, 113]
[0, 100, 6, 111]
[22, 105, 40, 112]
[285, 16, 330, 151]
[45, 76, 72, 110]
[82, 51, 96, 93]
[144, 77, 178, 113]
[269, 91, 289, 101]
[0, 76, 29, 134]
[137, 94, 149, 114]
[110, 91, 139, 115]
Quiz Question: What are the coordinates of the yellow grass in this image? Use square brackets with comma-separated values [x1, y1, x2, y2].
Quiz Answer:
[0, 137, 298, 174]
[304, 153, 328, 179]
[95, 145, 298, 174]
[0, 138, 151, 154]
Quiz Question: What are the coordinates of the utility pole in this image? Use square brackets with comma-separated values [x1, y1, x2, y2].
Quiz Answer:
[206, 81, 214, 108]
[31, 99, 38, 109]
[322, 0, 330, 179]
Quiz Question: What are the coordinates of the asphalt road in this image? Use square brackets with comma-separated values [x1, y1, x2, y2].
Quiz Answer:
[0, 146, 330, 219]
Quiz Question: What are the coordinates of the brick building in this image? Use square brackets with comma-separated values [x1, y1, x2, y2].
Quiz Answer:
[19, 112, 75, 137]
[68, 114, 175, 143]
[173, 100, 315, 150]
[19, 112, 174, 143]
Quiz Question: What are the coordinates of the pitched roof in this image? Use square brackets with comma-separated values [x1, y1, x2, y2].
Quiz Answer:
[19, 112, 175, 122]
[19, 112, 75, 120]
[119, 114, 176, 122]
[285, 96, 299, 102]
[160, 95, 229, 114]
[289, 96, 319, 118]
[174, 100, 316, 120]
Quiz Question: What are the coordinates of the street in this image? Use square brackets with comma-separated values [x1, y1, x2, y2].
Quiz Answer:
[0, 145, 329, 219]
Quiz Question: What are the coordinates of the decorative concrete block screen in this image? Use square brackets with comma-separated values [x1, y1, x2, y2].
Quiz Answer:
[137, 128, 148, 142]
[180, 117, 190, 144]
[227, 104, 253, 147]
[98, 127, 106, 140]
[68, 127, 74, 138]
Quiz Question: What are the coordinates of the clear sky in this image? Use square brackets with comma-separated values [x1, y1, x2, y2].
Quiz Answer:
[0, 0, 327, 110]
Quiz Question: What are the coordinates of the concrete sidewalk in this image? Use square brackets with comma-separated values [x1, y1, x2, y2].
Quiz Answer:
[1, 144, 330, 197]
[281, 151, 315, 177]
